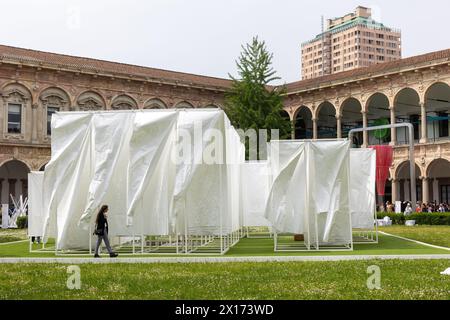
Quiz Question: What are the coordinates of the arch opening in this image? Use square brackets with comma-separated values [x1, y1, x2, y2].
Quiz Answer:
[425, 82, 450, 142]
[317, 102, 336, 139]
[341, 98, 363, 144]
[394, 88, 421, 144]
[0, 160, 31, 206]
[427, 158, 450, 204]
[395, 161, 422, 203]
[366, 93, 391, 145]
[294, 107, 312, 139]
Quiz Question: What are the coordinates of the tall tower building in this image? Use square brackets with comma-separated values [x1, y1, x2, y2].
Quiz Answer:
[301, 6, 401, 80]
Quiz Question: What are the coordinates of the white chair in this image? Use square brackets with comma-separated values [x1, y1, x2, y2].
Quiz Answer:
[383, 216, 392, 226]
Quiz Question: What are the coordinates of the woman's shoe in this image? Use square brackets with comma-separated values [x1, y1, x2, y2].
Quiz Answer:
[110, 252, 118, 258]
[94, 254, 100, 258]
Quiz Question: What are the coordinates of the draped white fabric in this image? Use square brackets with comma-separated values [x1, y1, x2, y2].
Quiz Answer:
[42, 113, 93, 243]
[265, 140, 352, 246]
[241, 161, 271, 227]
[350, 148, 376, 229]
[28, 172, 44, 237]
[42, 109, 245, 250]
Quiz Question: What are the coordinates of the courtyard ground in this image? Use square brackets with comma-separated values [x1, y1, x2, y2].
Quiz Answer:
[1, 226, 450, 299]
[378, 225, 450, 248]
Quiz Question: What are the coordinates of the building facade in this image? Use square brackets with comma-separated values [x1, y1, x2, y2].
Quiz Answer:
[0, 44, 231, 205]
[285, 49, 450, 205]
[301, 6, 401, 80]
[0, 44, 449, 206]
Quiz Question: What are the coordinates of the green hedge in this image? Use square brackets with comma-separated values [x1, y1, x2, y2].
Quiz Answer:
[16, 216, 27, 229]
[377, 212, 450, 225]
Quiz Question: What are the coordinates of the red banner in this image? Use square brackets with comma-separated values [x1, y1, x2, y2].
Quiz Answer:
[370, 145, 393, 196]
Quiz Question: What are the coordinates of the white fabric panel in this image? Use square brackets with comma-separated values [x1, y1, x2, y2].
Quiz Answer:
[42, 109, 245, 249]
[55, 125, 93, 250]
[173, 110, 230, 235]
[79, 112, 135, 230]
[241, 161, 271, 227]
[127, 111, 178, 236]
[225, 118, 244, 232]
[307, 141, 351, 245]
[28, 172, 44, 237]
[42, 112, 93, 242]
[350, 149, 376, 229]
[265, 142, 306, 234]
[265, 140, 352, 246]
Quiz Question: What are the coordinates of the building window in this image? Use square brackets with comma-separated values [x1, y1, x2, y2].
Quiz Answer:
[47, 106, 59, 135]
[8, 103, 22, 134]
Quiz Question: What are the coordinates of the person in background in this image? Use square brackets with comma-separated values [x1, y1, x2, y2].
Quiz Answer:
[404, 202, 413, 216]
[415, 203, 422, 213]
[94, 205, 118, 258]
[421, 203, 427, 213]
[386, 201, 394, 213]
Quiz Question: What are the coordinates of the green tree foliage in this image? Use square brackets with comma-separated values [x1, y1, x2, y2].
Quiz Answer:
[225, 37, 291, 159]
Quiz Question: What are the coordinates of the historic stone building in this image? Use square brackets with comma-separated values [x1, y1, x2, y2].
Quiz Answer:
[284, 49, 450, 205]
[0, 44, 449, 206]
[0, 44, 231, 204]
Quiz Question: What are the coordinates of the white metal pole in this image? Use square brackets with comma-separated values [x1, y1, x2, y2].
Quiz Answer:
[219, 162, 224, 254]
[89, 224, 92, 255]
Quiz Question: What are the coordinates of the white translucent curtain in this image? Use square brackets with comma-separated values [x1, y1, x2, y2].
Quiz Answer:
[173, 110, 229, 236]
[42, 113, 93, 244]
[265, 140, 352, 246]
[241, 161, 272, 227]
[126, 111, 178, 236]
[42, 110, 245, 249]
[79, 112, 135, 233]
[265, 142, 307, 234]
[28, 172, 44, 237]
[350, 148, 376, 229]
[225, 118, 244, 232]
[306, 141, 351, 246]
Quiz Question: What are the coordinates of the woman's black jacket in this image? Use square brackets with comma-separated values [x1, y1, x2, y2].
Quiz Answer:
[96, 213, 108, 235]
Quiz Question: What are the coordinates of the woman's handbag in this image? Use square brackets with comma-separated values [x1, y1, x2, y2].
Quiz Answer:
[93, 225, 104, 236]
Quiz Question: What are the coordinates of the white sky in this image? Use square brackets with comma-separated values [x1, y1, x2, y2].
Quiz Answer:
[1, 0, 449, 84]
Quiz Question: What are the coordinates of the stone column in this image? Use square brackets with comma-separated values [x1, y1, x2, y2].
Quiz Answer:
[1, 179, 9, 204]
[312, 117, 318, 140]
[8, 179, 16, 204]
[421, 177, 430, 204]
[420, 101, 428, 144]
[391, 178, 399, 203]
[291, 119, 296, 140]
[31, 103, 38, 143]
[0, 179, 3, 205]
[403, 179, 410, 201]
[389, 106, 397, 146]
[336, 114, 342, 139]
[433, 178, 439, 203]
[362, 111, 368, 147]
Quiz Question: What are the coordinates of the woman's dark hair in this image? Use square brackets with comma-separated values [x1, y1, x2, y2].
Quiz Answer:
[96, 205, 109, 224]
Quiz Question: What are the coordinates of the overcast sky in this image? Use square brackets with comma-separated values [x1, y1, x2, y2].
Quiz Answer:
[1, 0, 449, 84]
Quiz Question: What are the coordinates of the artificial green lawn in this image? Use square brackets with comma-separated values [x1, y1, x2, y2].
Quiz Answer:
[0, 232, 449, 257]
[1, 227, 450, 300]
[0, 229, 27, 243]
[1, 259, 450, 299]
[379, 225, 450, 248]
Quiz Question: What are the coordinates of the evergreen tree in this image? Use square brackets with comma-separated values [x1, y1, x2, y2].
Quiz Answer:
[225, 36, 291, 160]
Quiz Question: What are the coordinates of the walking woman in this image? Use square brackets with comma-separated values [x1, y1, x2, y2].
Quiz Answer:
[94, 205, 118, 258]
